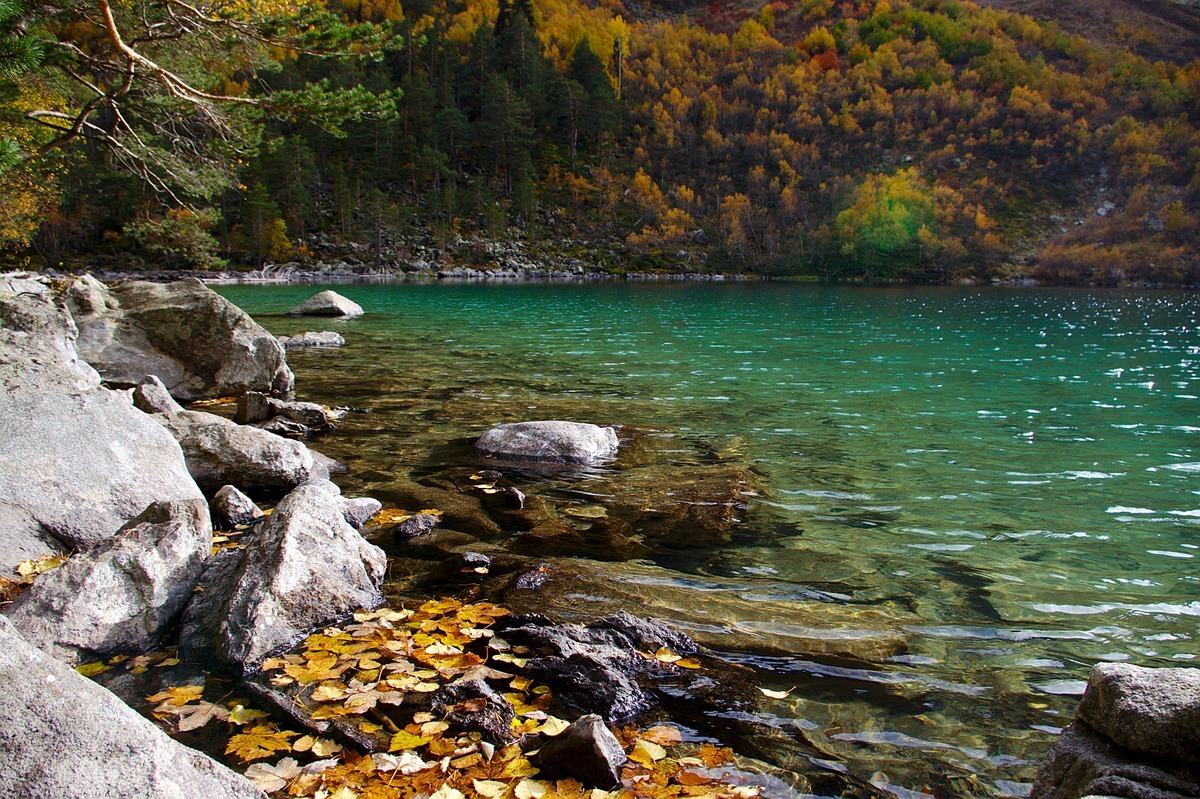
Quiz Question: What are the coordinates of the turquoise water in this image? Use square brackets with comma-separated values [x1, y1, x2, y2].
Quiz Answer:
[217, 282, 1200, 798]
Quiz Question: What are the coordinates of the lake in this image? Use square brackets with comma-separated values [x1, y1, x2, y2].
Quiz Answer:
[216, 281, 1200, 799]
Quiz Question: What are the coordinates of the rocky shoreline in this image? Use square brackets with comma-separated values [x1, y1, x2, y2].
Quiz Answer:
[1, 273, 1197, 799]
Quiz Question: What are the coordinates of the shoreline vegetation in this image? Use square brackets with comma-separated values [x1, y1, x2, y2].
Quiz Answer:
[3, 0, 1200, 287]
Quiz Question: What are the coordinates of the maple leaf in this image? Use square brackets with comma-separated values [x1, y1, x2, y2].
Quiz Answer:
[168, 700, 230, 732]
[389, 730, 432, 752]
[285, 654, 353, 683]
[641, 727, 683, 747]
[373, 751, 433, 775]
[245, 756, 302, 792]
[629, 740, 667, 767]
[695, 745, 733, 769]
[146, 685, 204, 706]
[229, 704, 271, 726]
[226, 723, 299, 762]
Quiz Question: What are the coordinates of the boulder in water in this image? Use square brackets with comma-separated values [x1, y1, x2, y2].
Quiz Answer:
[475, 421, 619, 465]
[287, 290, 363, 318]
[279, 331, 346, 348]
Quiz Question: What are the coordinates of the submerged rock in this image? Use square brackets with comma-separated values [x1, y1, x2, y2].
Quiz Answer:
[341, 497, 383, 530]
[279, 331, 346, 348]
[155, 409, 326, 494]
[179, 481, 386, 673]
[67, 275, 293, 400]
[475, 421, 619, 465]
[288, 290, 364, 318]
[0, 288, 203, 569]
[5, 499, 212, 665]
[1031, 663, 1200, 799]
[482, 558, 911, 663]
[0, 615, 265, 799]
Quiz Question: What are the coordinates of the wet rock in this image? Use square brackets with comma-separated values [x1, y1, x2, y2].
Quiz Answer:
[508, 516, 651, 562]
[288, 290, 364, 318]
[179, 481, 386, 673]
[1030, 664, 1200, 799]
[235, 391, 271, 424]
[256, 415, 309, 438]
[0, 615, 266, 799]
[311, 449, 347, 476]
[5, 499, 212, 665]
[494, 611, 712, 723]
[393, 512, 442, 539]
[1077, 664, 1200, 768]
[1029, 719, 1200, 799]
[386, 478, 501, 538]
[156, 409, 326, 494]
[536, 714, 626, 788]
[210, 485, 265, 529]
[132, 374, 183, 414]
[435, 551, 494, 583]
[475, 421, 619, 465]
[0, 288, 203, 569]
[279, 331, 346, 348]
[67, 275, 293, 400]
[267, 398, 341, 434]
[341, 497, 383, 530]
[431, 678, 517, 745]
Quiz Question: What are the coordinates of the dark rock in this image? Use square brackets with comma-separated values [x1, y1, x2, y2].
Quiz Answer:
[1077, 664, 1200, 768]
[436, 551, 494, 583]
[132, 374, 184, 414]
[67, 275, 293, 400]
[536, 714, 626, 788]
[0, 615, 265, 799]
[178, 481, 386, 673]
[156, 409, 326, 494]
[393, 512, 442, 539]
[267, 398, 341, 434]
[0, 288, 203, 569]
[5, 499, 212, 665]
[210, 485, 265, 529]
[256, 415, 309, 438]
[476, 421, 619, 465]
[279, 331, 346, 348]
[431, 678, 517, 745]
[288, 290, 364, 318]
[235, 391, 271, 424]
[341, 497, 383, 530]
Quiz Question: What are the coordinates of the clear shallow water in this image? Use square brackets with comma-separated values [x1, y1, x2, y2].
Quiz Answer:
[217, 282, 1200, 798]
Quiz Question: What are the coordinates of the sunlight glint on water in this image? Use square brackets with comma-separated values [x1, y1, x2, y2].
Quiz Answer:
[217, 282, 1200, 798]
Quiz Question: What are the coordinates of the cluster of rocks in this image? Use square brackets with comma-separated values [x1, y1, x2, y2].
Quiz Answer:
[0, 275, 387, 797]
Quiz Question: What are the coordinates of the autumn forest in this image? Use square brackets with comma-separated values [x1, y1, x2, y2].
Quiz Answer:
[2, 0, 1199, 283]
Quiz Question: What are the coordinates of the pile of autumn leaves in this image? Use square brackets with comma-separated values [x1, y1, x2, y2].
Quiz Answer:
[118, 598, 760, 799]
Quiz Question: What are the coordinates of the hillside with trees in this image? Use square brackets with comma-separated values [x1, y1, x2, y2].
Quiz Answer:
[1, 0, 1198, 284]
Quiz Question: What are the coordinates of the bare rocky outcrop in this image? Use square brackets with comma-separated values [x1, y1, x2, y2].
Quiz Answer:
[475, 420, 619, 465]
[179, 481, 387, 673]
[0, 615, 266, 799]
[288, 290, 364, 317]
[1030, 664, 1200, 799]
[5, 499, 212, 665]
[0, 286, 203, 570]
[155, 409, 328, 494]
[66, 275, 293, 399]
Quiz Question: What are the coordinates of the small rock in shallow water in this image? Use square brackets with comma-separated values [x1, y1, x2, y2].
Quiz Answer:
[393, 512, 441, 539]
[340, 496, 382, 530]
[287, 290, 363, 318]
[279, 331, 345, 348]
[475, 420, 619, 465]
[536, 714, 626, 787]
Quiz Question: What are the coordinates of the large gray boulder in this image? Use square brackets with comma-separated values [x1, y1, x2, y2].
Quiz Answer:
[0, 288, 203, 570]
[1031, 664, 1200, 799]
[5, 499, 212, 665]
[67, 275, 293, 400]
[0, 615, 266, 799]
[1076, 663, 1200, 768]
[476, 421, 619, 465]
[179, 481, 387, 673]
[287, 290, 364, 318]
[155, 409, 327, 494]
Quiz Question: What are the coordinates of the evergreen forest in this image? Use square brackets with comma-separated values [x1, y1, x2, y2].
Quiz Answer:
[2, 0, 1199, 284]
